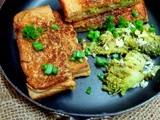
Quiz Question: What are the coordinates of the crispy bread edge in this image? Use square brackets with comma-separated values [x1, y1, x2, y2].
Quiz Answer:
[59, 0, 139, 22]
[27, 79, 76, 100]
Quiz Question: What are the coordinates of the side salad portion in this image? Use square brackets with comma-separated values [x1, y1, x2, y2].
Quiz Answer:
[82, 16, 160, 96]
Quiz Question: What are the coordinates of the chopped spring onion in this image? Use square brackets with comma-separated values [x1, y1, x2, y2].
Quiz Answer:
[148, 25, 156, 33]
[97, 73, 105, 81]
[86, 87, 92, 95]
[42, 63, 58, 75]
[96, 57, 108, 67]
[111, 54, 120, 60]
[51, 24, 59, 30]
[103, 16, 115, 32]
[106, 22, 116, 32]
[32, 41, 44, 51]
[106, 16, 114, 22]
[118, 17, 129, 28]
[132, 10, 139, 17]
[71, 50, 85, 62]
[22, 25, 44, 40]
[84, 47, 91, 56]
[87, 30, 100, 43]
[113, 30, 119, 38]
[133, 20, 144, 31]
[130, 27, 137, 33]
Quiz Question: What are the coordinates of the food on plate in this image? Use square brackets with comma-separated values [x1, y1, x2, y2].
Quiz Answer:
[73, 0, 148, 32]
[13, 0, 159, 98]
[102, 51, 160, 95]
[53, 11, 91, 78]
[83, 20, 160, 57]
[14, 6, 90, 99]
[59, 0, 139, 22]
[83, 14, 160, 95]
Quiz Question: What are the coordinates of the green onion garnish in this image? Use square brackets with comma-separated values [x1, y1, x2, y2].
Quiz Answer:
[95, 57, 108, 67]
[87, 30, 100, 43]
[111, 54, 120, 60]
[132, 10, 139, 17]
[86, 87, 92, 95]
[22, 25, 44, 40]
[32, 41, 44, 51]
[106, 16, 114, 22]
[148, 25, 156, 33]
[106, 22, 115, 32]
[97, 73, 104, 81]
[103, 16, 115, 32]
[132, 20, 144, 31]
[130, 27, 137, 33]
[71, 50, 85, 62]
[51, 24, 59, 30]
[113, 30, 119, 38]
[118, 17, 129, 28]
[41, 63, 59, 75]
[84, 47, 91, 56]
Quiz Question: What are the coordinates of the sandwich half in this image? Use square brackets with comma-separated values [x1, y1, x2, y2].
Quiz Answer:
[14, 6, 90, 99]
[59, 0, 139, 22]
[73, 0, 148, 32]
[53, 11, 91, 78]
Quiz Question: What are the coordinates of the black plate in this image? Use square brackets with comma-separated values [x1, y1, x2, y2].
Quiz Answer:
[0, 0, 160, 118]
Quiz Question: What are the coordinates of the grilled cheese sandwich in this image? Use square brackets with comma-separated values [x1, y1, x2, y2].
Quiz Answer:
[73, 0, 148, 32]
[14, 6, 90, 100]
[59, 0, 139, 22]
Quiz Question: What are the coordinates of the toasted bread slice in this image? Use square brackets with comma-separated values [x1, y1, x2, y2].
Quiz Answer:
[53, 11, 91, 78]
[59, 0, 139, 22]
[73, 0, 148, 32]
[14, 6, 90, 100]
[14, 6, 76, 99]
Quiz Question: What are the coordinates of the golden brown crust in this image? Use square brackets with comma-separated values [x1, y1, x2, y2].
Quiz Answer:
[73, 0, 148, 32]
[14, 6, 90, 99]
[27, 79, 75, 100]
[14, 6, 55, 29]
[14, 6, 71, 90]
[53, 11, 91, 78]
[59, 0, 139, 22]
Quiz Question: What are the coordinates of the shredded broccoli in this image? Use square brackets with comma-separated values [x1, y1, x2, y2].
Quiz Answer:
[102, 51, 160, 96]
[83, 17, 160, 96]
[84, 24, 160, 57]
